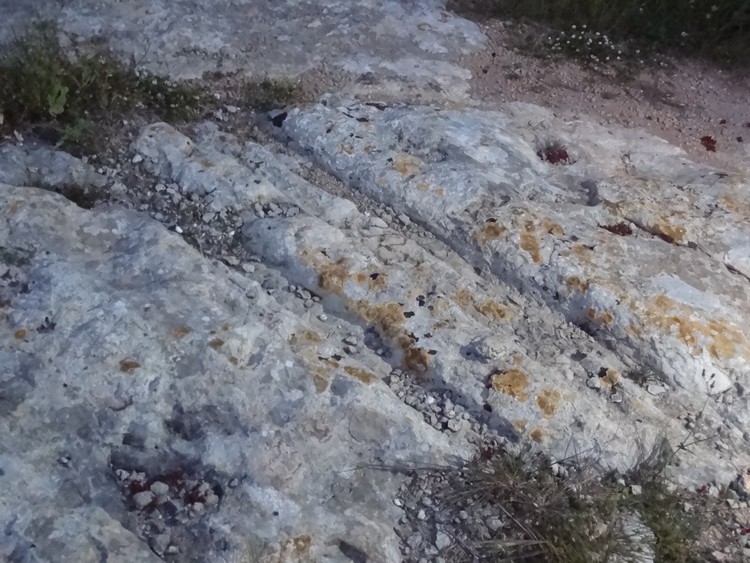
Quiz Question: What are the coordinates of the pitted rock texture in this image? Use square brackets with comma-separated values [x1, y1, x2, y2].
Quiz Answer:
[133, 122, 750, 487]
[1, 0, 484, 99]
[2, 1, 750, 561]
[278, 98, 750, 399]
[0, 183, 467, 561]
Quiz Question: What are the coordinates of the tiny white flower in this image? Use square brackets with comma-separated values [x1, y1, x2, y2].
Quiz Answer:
[572, 24, 577, 30]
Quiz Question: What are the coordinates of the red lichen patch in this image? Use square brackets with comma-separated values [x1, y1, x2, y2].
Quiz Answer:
[344, 365, 376, 384]
[529, 427, 545, 442]
[119, 359, 141, 373]
[474, 220, 507, 244]
[317, 258, 350, 295]
[700, 135, 717, 152]
[537, 142, 570, 164]
[566, 276, 590, 293]
[599, 368, 621, 390]
[13, 328, 27, 339]
[536, 389, 562, 418]
[519, 221, 543, 264]
[208, 337, 224, 350]
[599, 223, 633, 236]
[391, 154, 423, 178]
[490, 369, 530, 401]
[172, 326, 192, 339]
[652, 220, 687, 245]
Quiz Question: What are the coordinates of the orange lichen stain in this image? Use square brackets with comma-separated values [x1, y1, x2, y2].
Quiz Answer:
[400, 340, 430, 376]
[719, 195, 741, 213]
[434, 187, 445, 197]
[209, 337, 224, 350]
[542, 220, 565, 237]
[512, 419, 527, 432]
[652, 220, 687, 244]
[643, 294, 750, 360]
[317, 258, 350, 295]
[392, 154, 423, 178]
[475, 222, 508, 245]
[566, 277, 590, 293]
[376, 177, 387, 186]
[600, 368, 621, 390]
[344, 365, 376, 384]
[586, 308, 614, 326]
[119, 359, 141, 373]
[13, 328, 27, 339]
[519, 221, 543, 264]
[355, 271, 388, 291]
[312, 371, 328, 393]
[476, 300, 511, 321]
[353, 301, 405, 336]
[536, 389, 561, 418]
[278, 535, 312, 559]
[8, 200, 24, 213]
[363, 145, 374, 154]
[416, 181, 430, 191]
[530, 427, 545, 442]
[172, 326, 192, 339]
[453, 287, 474, 309]
[490, 369, 530, 402]
[571, 243, 594, 264]
[338, 144, 354, 155]
[289, 330, 323, 346]
[453, 287, 511, 321]
[625, 324, 642, 337]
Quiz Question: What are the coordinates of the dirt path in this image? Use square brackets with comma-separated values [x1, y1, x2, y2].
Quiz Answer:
[460, 20, 750, 174]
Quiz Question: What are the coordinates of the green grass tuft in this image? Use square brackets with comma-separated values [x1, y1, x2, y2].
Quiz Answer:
[0, 21, 207, 153]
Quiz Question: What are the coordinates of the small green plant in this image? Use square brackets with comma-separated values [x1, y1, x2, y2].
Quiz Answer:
[0, 21, 208, 152]
[242, 78, 301, 112]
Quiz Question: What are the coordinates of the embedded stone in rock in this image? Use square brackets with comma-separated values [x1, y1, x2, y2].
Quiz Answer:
[279, 100, 750, 397]
[0, 184, 463, 561]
